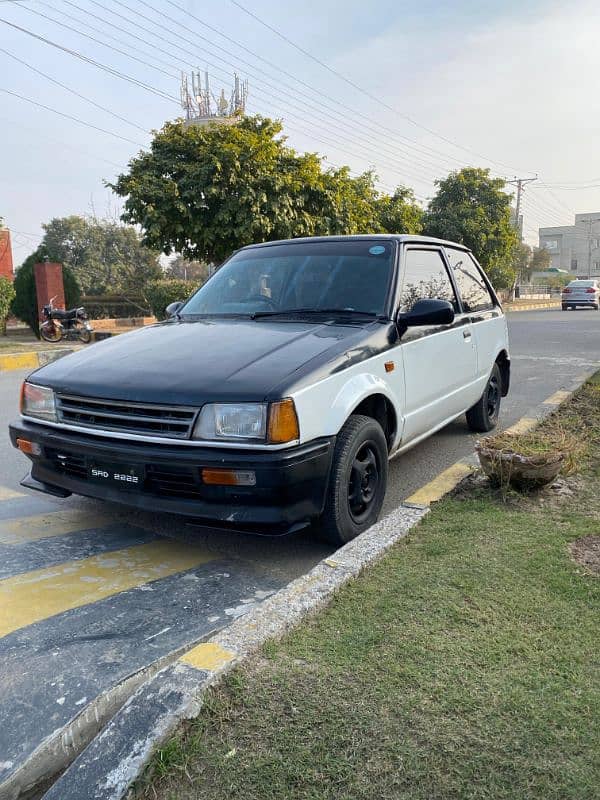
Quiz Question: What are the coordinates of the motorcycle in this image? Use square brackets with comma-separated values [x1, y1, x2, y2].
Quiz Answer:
[40, 296, 93, 344]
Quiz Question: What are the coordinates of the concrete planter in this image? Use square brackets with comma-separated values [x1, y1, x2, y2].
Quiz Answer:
[476, 440, 565, 490]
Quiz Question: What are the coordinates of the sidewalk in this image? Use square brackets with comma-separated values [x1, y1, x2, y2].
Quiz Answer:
[136, 375, 600, 800]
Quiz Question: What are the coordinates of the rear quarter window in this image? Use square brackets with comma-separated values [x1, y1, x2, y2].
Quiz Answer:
[445, 249, 495, 312]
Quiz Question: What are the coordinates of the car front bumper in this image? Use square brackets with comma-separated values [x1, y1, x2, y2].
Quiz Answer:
[9, 419, 335, 534]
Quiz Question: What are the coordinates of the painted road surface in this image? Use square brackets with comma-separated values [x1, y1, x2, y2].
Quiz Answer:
[0, 308, 598, 796]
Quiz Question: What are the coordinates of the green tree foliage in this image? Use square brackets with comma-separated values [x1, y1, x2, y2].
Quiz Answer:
[424, 168, 518, 288]
[511, 241, 532, 282]
[110, 117, 414, 263]
[374, 187, 424, 234]
[164, 255, 210, 283]
[530, 246, 552, 273]
[11, 250, 81, 337]
[40, 216, 161, 295]
[145, 278, 196, 320]
[0, 275, 16, 336]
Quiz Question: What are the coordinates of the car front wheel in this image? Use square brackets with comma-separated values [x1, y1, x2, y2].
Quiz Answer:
[319, 414, 388, 546]
[466, 363, 502, 433]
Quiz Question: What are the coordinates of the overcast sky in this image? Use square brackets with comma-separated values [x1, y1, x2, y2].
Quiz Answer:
[2, 0, 599, 263]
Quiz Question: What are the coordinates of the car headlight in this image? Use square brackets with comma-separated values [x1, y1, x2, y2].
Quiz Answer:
[193, 399, 300, 444]
[21, 382, 57, 422]
[194, 403, 268, 441]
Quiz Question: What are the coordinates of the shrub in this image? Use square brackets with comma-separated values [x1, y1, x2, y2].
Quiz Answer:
[0, 275, 16, 335]
[145, 279, 196, 321]
[11, 251, 81, 338]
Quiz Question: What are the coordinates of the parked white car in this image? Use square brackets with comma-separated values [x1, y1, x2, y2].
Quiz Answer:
[12, 235, 510, 545]
[562, 279, 600, 310]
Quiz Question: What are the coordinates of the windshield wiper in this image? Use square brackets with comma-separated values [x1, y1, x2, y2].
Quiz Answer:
[251, 307, 384, 320]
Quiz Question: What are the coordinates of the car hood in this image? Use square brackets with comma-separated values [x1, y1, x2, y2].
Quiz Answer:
[29, 318, 378, 405]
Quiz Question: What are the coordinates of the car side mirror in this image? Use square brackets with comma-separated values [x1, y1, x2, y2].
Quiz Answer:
[396, 298, 455, 327]
[165, 301, 184, 318]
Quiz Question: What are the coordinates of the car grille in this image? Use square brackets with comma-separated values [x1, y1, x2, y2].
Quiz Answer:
[46, 448, 87, 480]
[145, 464, 203, 499]
[55, 394, 199, 439]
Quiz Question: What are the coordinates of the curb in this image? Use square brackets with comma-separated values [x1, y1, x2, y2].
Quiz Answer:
[34, 366, 599, 800]
[0, 347, 81, 373]
[504, 301, 561, 312]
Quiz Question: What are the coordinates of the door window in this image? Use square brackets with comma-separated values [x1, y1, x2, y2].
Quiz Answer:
[399, 249, 458, 312]
[445, 249, 495, 312]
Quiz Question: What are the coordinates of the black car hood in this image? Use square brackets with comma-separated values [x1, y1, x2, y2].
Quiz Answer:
[29, 318, 385, 405]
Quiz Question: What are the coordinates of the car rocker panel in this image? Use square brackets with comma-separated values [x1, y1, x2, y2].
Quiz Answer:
[10, 235, 510, 545]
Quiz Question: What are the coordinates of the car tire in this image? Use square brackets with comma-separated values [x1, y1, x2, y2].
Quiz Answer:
[319, 414, 388, 547]
[562, 304, 568, 311]
[466, 363, 502, 433]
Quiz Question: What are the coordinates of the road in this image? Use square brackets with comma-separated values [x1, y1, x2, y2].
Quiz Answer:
[0, 308, 598, 796]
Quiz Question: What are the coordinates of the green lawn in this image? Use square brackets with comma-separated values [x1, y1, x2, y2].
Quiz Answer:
[138, 376, 600, 800]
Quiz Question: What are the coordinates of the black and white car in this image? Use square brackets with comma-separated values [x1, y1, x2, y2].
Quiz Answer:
[10, 235, 510, 545]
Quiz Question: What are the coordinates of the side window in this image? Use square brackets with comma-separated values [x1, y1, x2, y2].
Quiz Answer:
[445, 249, 495, 312]
[399, 249, 458, 313]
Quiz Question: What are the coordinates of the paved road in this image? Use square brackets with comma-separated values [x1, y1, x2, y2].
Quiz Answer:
[0, 308, 598, 795]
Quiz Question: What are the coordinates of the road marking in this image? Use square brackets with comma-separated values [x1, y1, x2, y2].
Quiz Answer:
[405, 462, 473, 506]
[0, 486, 25, 502]
[504, 417, 537, 434]
[0, 352, 40, 371]
[180, 642, 236, 672]
[0, 510, 119, 545]
[543, 390, 572, 406]
[0, 540, 213, 637]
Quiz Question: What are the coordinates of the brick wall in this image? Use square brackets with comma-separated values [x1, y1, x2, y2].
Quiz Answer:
[34, 262, 65, 321]
[0, 229, 14, 281]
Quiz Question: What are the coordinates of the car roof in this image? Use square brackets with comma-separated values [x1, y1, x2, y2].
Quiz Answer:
[240, 234, 472, 252]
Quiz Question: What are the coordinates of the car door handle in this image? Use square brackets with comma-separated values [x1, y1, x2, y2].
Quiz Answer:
[463, 330, 472, 340]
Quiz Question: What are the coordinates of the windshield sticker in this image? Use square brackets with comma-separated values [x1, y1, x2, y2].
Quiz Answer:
[369, 245, 386, 255]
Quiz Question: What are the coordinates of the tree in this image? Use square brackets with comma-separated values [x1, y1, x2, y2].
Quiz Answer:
[511, 241, 532, 282]
[110, 116, 397, 264]
[40, 216, 162, 295]
[530, 246, 551, 273]
[11, 249, 81, 337]
[0, 275, 15, 336]
[374, 187, 424, 234]
[424, 168, 518, 288]
[164, 255, 210, 283]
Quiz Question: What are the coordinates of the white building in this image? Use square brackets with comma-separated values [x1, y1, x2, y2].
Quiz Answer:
[539, 213, 600, 278]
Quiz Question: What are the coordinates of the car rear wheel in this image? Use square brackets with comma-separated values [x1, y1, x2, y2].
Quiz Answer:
[562, 304, 568, 311]
[466, 363, 501, 433]
[319, 414, 388, 547]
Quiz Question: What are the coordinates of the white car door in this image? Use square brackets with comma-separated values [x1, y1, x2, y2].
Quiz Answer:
[398, 246, 479, 444]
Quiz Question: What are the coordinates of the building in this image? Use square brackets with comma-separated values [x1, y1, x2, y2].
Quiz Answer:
[539, 212, 600, 278]
[0, 227, 14, 281]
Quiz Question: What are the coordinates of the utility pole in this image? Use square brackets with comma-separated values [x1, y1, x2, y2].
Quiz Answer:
[507, 176, 537, 241]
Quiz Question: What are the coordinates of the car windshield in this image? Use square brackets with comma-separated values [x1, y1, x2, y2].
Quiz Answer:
[567, 280, 595, 288]
[180, 240, 395, 318]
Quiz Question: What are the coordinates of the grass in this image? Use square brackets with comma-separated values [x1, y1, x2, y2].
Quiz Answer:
[135, 374, 600, 800]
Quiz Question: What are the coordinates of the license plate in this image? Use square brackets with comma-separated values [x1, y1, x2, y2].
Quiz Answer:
[88, 462, 143, 490]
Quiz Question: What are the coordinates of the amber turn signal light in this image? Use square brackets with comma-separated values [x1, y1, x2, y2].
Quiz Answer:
[16, 438, 42, 456]
[267, 399, 300, 444]
[202, 469, 256, 486]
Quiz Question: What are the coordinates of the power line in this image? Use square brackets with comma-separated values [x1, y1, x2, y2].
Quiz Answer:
[0, 86, 145, 146]
[0, 44, 150, 133]
[0, 16, 179, 103]
[227, 0, 530, 176]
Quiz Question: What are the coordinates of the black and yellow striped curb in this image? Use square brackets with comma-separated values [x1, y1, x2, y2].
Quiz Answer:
[504, 301, 561, 312]
[42, 365, 600, 800]
[0, 347, 82, 373]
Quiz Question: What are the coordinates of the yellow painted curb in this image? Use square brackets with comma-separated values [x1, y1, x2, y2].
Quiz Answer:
[0, 485, 25, 501]
[180, 642, 236, 672]
[405, 462, 473, 506]
[543, 390, 572, 406]
[0, 352, 40, 371]
[505, 416, 538, 434]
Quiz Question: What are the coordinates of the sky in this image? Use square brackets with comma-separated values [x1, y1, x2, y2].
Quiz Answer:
[1, 0, 600, 264]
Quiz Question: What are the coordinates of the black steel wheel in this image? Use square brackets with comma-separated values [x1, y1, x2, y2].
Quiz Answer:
[319, 414, 388, 546]
[466, 363, 502, 433]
